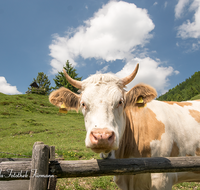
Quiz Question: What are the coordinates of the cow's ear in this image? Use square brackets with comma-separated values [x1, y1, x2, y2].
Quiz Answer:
[49, 87, 80, 111]
[125, 84, 157, 107]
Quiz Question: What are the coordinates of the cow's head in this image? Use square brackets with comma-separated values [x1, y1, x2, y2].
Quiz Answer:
[49, 64, 157, 155]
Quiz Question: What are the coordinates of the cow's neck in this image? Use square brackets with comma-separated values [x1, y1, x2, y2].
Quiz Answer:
[115, 105, 165, 159]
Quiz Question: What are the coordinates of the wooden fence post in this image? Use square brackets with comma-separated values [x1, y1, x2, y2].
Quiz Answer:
[47, 146, 57, 190]
[29, 141, 50, 190]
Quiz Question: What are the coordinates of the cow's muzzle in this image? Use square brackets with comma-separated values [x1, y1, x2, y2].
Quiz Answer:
[89, 128, 115, 153]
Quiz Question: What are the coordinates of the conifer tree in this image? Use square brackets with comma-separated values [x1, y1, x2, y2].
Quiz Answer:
[28, 72, 51, 95]
[53, 60, 82, 93]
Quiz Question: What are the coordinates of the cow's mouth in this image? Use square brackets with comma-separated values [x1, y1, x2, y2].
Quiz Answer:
[91, 148, 112, 153]
[90, 144, 118, 153]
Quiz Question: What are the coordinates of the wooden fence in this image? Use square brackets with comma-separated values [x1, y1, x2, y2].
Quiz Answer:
[1, 141, 200, 190]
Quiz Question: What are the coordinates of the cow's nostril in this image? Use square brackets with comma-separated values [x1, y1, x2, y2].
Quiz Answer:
[108, 135, 113, 140]
[108, 132, 114, 141]
[91, 132, 98, 141]
[94, 135, 97, 140]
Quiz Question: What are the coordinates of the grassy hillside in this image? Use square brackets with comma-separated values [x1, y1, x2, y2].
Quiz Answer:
[0, 93, 199, 189]
[157, 71, 200, 101]
[0, 92, 94, 160]
[0, 93, 118, 189]
[191, 94, 200, 100]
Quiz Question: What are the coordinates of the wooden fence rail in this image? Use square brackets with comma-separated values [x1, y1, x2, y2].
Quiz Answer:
[0, 141, 200, 190]
[49, 156, 200, 178]
[1, 156, 200, 180]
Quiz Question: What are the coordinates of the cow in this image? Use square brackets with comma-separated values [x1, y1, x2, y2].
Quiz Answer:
[49, 64, 200, 190]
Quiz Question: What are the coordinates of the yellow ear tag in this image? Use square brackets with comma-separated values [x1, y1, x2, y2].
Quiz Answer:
[136, 97, 144, 104]
[59, 103, 68, 114]
[136, 97, 146, 108]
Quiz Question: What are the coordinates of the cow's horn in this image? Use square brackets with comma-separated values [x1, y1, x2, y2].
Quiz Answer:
[121, 63, 139, 86]
[63, 69, 82, 89]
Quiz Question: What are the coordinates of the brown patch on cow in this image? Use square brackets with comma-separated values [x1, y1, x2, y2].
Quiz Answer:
[163, 101, 192, 107]
[115, 107, 165, 159]
[186, 154, 192, 156]
[176, 102, 192, 107]
[189, 109, 200, 123]
[170, 141, 179, 157]
[49, 87, 80, 112]
[163, 101, 175, 105]
[195, 147, 200, 156]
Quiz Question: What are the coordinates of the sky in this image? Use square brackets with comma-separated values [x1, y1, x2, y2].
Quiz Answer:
[0, 0, 200, 96]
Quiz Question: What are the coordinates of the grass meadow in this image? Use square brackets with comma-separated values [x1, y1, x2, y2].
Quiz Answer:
[0, 92, 199, 189]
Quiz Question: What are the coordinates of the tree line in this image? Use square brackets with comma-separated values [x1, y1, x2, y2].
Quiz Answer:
[27, 60, 82, 95]
[29, 60, 200, 101]
[157, 71, 200, 101]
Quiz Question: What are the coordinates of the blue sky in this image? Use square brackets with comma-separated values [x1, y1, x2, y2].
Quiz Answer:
[0, 0, 200, 96]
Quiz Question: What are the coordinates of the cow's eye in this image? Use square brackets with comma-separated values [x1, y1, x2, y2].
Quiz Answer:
[119, 100, 122, 105]
[81, 102, 86, 109]
[118, 99, 124, 107]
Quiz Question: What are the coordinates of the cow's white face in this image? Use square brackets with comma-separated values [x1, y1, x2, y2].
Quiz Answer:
[80, 81, 126, 154]
[49, 64, 157, 155]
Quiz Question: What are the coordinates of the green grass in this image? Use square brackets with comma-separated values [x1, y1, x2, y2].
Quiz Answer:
[0, 92, 96, 160]
[0, 92, 199, 189]
[191, 94, 200, 100]
[173, 182, 200, 190]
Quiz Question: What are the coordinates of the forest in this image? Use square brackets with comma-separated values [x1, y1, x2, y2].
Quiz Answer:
[157, 71, 200, 101]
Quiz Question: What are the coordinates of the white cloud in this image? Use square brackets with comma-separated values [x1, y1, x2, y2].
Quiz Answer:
[49, 0, 178, 94]
[49, 1, 155, 73]
[0, 77, 22, 95]
[175, 40, 200, 52]
[176, 0, 200, 39]
[153, 2, 158, 6]
[164, 2, 168, 9]
[175, 0, 191, 19]
[115, 57, 179, 94]
[96, 65, 109, 74]
[174, 70, 180, 75]
[193, 41, 200, 49]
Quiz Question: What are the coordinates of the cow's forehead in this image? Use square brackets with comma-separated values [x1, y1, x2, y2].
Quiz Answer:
[82, 83, 124, 104]
[80, 74, 123, 104]
[81, 73, 123, 90]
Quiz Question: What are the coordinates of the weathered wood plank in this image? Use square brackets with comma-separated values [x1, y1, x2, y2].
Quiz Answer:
[47, 175, 57, 190]
[29, 141, 50, 190]
[49, 156, 200, 178]
[0, 158, 32, 162]
[48, 146, 57, 190]
[0, 180, 30, 190]
[0, 156, 200, 181]
[0, 161, 32, 180]
[49, 146, 55, 162]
